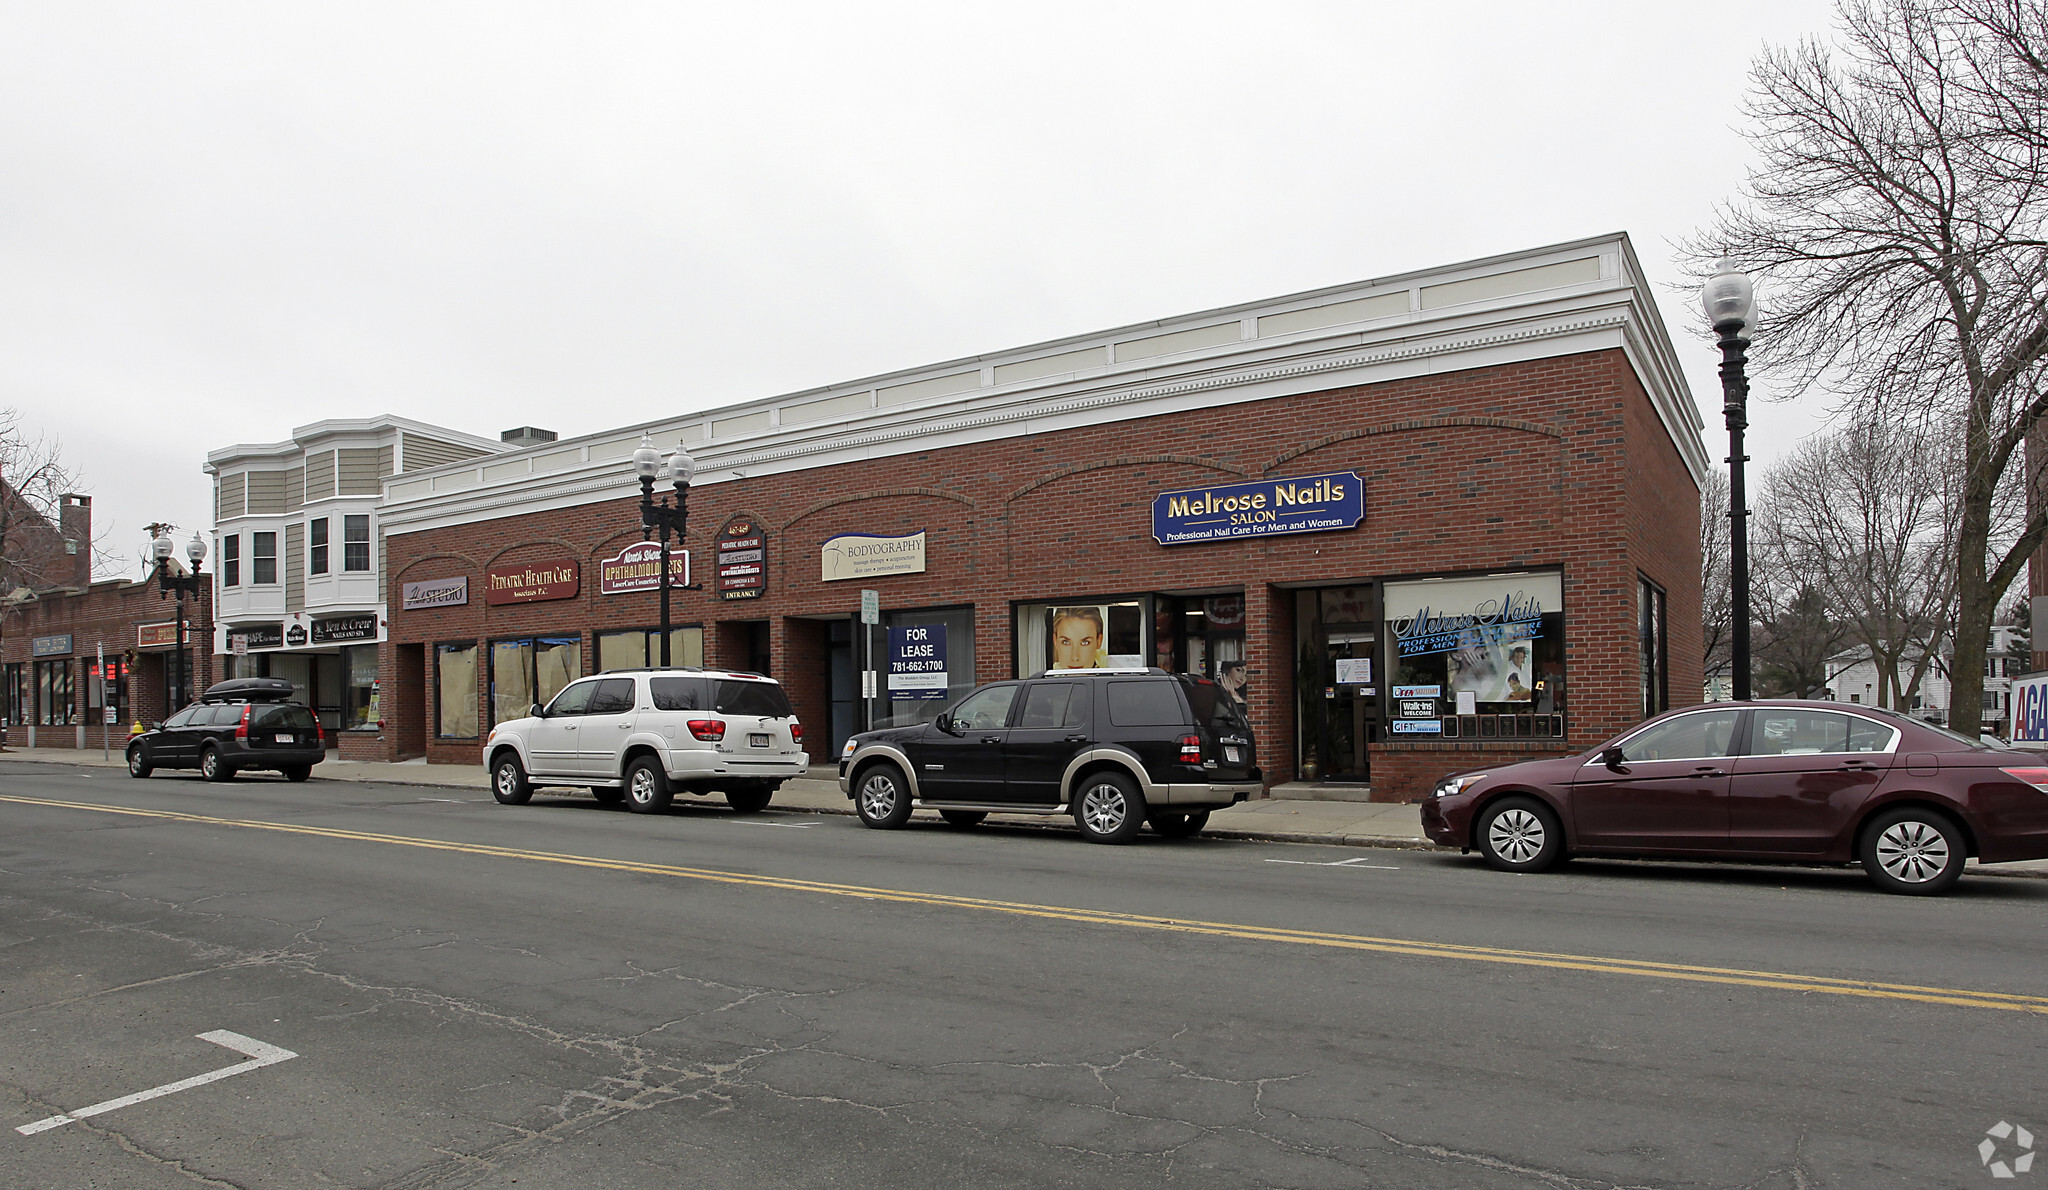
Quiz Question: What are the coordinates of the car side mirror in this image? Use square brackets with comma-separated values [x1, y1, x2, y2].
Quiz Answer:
[1599, 745, 1625, 769]
[935, 713, 957, 735]
[530, 703, 546, 719]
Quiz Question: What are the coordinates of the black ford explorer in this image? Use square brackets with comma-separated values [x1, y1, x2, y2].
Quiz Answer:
[838, 667, 1262, 842]
[126, 677, 327, 783]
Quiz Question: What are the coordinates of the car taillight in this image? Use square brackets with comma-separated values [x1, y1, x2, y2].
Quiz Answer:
[2001, 766, 2048, 791]
[687, 719, 726, 742]
[789, 723, 803, 743]
[235, 706, 251, 742]
[315, 718, 325, 745]
[1179, 734, 1203, 763]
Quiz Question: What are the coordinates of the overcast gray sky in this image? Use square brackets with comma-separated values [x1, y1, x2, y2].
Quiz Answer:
[2, 0, 1844, 579]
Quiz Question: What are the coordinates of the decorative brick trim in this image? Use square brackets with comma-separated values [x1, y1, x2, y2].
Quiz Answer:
[1266, 415, 1563, 473]
[481, 538, 581, 568]
[392, 552, 480, 581]
[1004, 454, 1250, 504]
[782, 488, 975, 532]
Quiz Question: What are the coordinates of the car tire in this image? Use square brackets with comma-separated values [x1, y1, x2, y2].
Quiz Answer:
[623, 757, 674, 814]
[1074, 772, 1147, 844]
[939, 809, 986, 828]
[491, 754, 534, 805]
[200, 746, 235, 783]
[126, 745, 153, 779]
[1860, 806, 1967, 895]
[281, 765, 311, 783]
[726, 785, 773, 814]
[1475, 796, 1565, 873]
[1150, 809, 1209, 839]
[854, 763, 914, 829]
[590, 786, 625, 805]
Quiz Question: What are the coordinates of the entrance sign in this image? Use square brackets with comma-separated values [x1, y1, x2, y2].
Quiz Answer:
[1152, 471, 1363, 545]
[485, 561, 580, 605]
[598, 542, 690, 595]
[887, 625, 948, 698]
[822, 531, 925, 582]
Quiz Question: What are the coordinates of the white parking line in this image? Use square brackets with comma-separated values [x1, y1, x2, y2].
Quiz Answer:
[16, 1030, 298, 1136]
[1264, 857, 1400, 869]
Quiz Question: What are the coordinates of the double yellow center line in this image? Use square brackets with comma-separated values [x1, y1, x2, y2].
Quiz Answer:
[9, 791, 2046, 1015]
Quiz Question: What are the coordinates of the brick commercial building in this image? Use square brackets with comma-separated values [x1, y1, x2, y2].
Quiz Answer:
[348, 234, 1706, 800]
[1, 495, 215, 747]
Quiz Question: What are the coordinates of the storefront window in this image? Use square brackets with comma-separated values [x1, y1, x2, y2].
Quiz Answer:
[1640, 577, 1668, 718]
[1154, 592, 1245, 682]
[871, 606, 976, 730]
[4, 663, 23, 726]
[596, 627, 704, 672]
[436, 642, 478, 738]
[490, 636, 580, 727]
[1015, 598, 1145, 674]
[342, 644, 379, 730]
[1384, 571, 1566, 739]
[35, 658, 73, 726]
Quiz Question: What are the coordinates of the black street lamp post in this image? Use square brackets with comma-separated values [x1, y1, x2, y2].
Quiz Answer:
[1702, 260, 1758, 701]
[632, 434, 697, 667]
[149, 526, 208, 710]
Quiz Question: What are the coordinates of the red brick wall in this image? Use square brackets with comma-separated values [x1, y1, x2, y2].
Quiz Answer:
[1, 576, 214, 746]
[379, 349, 1704, 795]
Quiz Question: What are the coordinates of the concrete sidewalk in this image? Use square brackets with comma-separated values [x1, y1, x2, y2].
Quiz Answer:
[6, 746, 2045, 877]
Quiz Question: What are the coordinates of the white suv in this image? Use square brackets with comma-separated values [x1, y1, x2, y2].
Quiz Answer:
[484, 668, 808, 814]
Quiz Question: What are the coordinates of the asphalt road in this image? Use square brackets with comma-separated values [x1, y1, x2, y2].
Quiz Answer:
[2, 760, 2044, 1189]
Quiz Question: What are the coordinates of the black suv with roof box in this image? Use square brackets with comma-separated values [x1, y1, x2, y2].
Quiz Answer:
[126, 677, 326, 783]
[838, 667, 1261, 842]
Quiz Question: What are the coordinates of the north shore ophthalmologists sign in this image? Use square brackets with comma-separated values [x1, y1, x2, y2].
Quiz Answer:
[1152, 471, 1364, 545]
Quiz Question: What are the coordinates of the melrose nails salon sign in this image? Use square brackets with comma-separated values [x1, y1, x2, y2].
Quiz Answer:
[1152, 471, 1364, 545]
[485, 561, 580, 605]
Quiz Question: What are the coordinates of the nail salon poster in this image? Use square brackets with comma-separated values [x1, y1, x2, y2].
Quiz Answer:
[1383, 573, 1561, 705]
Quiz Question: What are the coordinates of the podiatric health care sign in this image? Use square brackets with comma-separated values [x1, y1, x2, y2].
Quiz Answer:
[1152, 472, 1363, 545]
[888, 625, 948, 699]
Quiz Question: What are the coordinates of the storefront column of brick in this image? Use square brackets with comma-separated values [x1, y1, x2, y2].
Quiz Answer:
[381, 350, 1703, 798]
[0, 579, 214, 748]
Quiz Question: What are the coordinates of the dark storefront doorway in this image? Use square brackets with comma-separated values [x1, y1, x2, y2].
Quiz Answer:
[1296, 586, 1379, 783]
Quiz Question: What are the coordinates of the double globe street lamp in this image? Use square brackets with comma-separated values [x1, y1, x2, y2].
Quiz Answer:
[149, 526, 208, 709]
[632, 434, 697, 667]
[1702, 259, 1758, 702]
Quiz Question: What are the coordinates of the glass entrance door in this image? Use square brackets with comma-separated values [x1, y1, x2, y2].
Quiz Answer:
[1317, 630, 1377, 781]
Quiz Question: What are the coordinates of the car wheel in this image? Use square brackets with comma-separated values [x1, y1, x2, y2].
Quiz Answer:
[1075, 772, 1147, 844]
[200, 746, 235, 783]
[726, 785, 773, 814]
[1475, 796, 1564, 873]
[623, 757, 674, 814]
[1151, 809, 1209, 839]
[939, 809, 986, 828]
[590, 786, 625, 805]
[1860, 807, 1967, 895]
[854, 763, 913, 829]
[126, 745, 153, 779]
[491, 754, 533, 805]
[281, 765, 311, 783]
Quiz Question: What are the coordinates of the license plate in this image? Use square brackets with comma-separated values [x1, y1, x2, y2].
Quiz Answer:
[749, 733, 771, 747]
[1224, 746, 1242, 763]
[275, 734, 293, 744]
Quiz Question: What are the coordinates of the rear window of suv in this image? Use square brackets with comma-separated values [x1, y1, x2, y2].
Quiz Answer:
[1181, 678, 1250, 735]
[1106, 680, 1188, 727]
[250, 704, 317, 731]
[715, 679, 793, 718]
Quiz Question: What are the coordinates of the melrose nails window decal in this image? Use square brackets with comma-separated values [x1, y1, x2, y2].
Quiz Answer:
[1384, 572, 1566, 737]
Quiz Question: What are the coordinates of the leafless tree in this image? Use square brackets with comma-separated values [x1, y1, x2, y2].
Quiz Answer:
[0, 408, 87, 594]
[1755, 415, 1983, 708]
[1687, 0, 2048, 735]
[1701, 468, 1734, 688]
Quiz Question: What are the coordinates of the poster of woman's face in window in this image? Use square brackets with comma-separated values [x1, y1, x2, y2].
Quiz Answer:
[1447, 634, 1539, 703]
[1049, 606, 1107, 670]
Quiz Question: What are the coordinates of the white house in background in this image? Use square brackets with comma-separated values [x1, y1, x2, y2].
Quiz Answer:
[1822, 622, 2028, 737]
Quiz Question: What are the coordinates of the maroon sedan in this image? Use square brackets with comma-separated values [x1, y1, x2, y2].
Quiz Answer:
[1419, 701, 2048, 894]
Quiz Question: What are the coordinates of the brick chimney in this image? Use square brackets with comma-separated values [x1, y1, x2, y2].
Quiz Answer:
[59, 494, 90, 588]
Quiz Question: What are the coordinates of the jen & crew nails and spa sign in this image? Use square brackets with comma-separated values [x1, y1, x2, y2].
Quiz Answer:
[484, 561, 581, 605]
